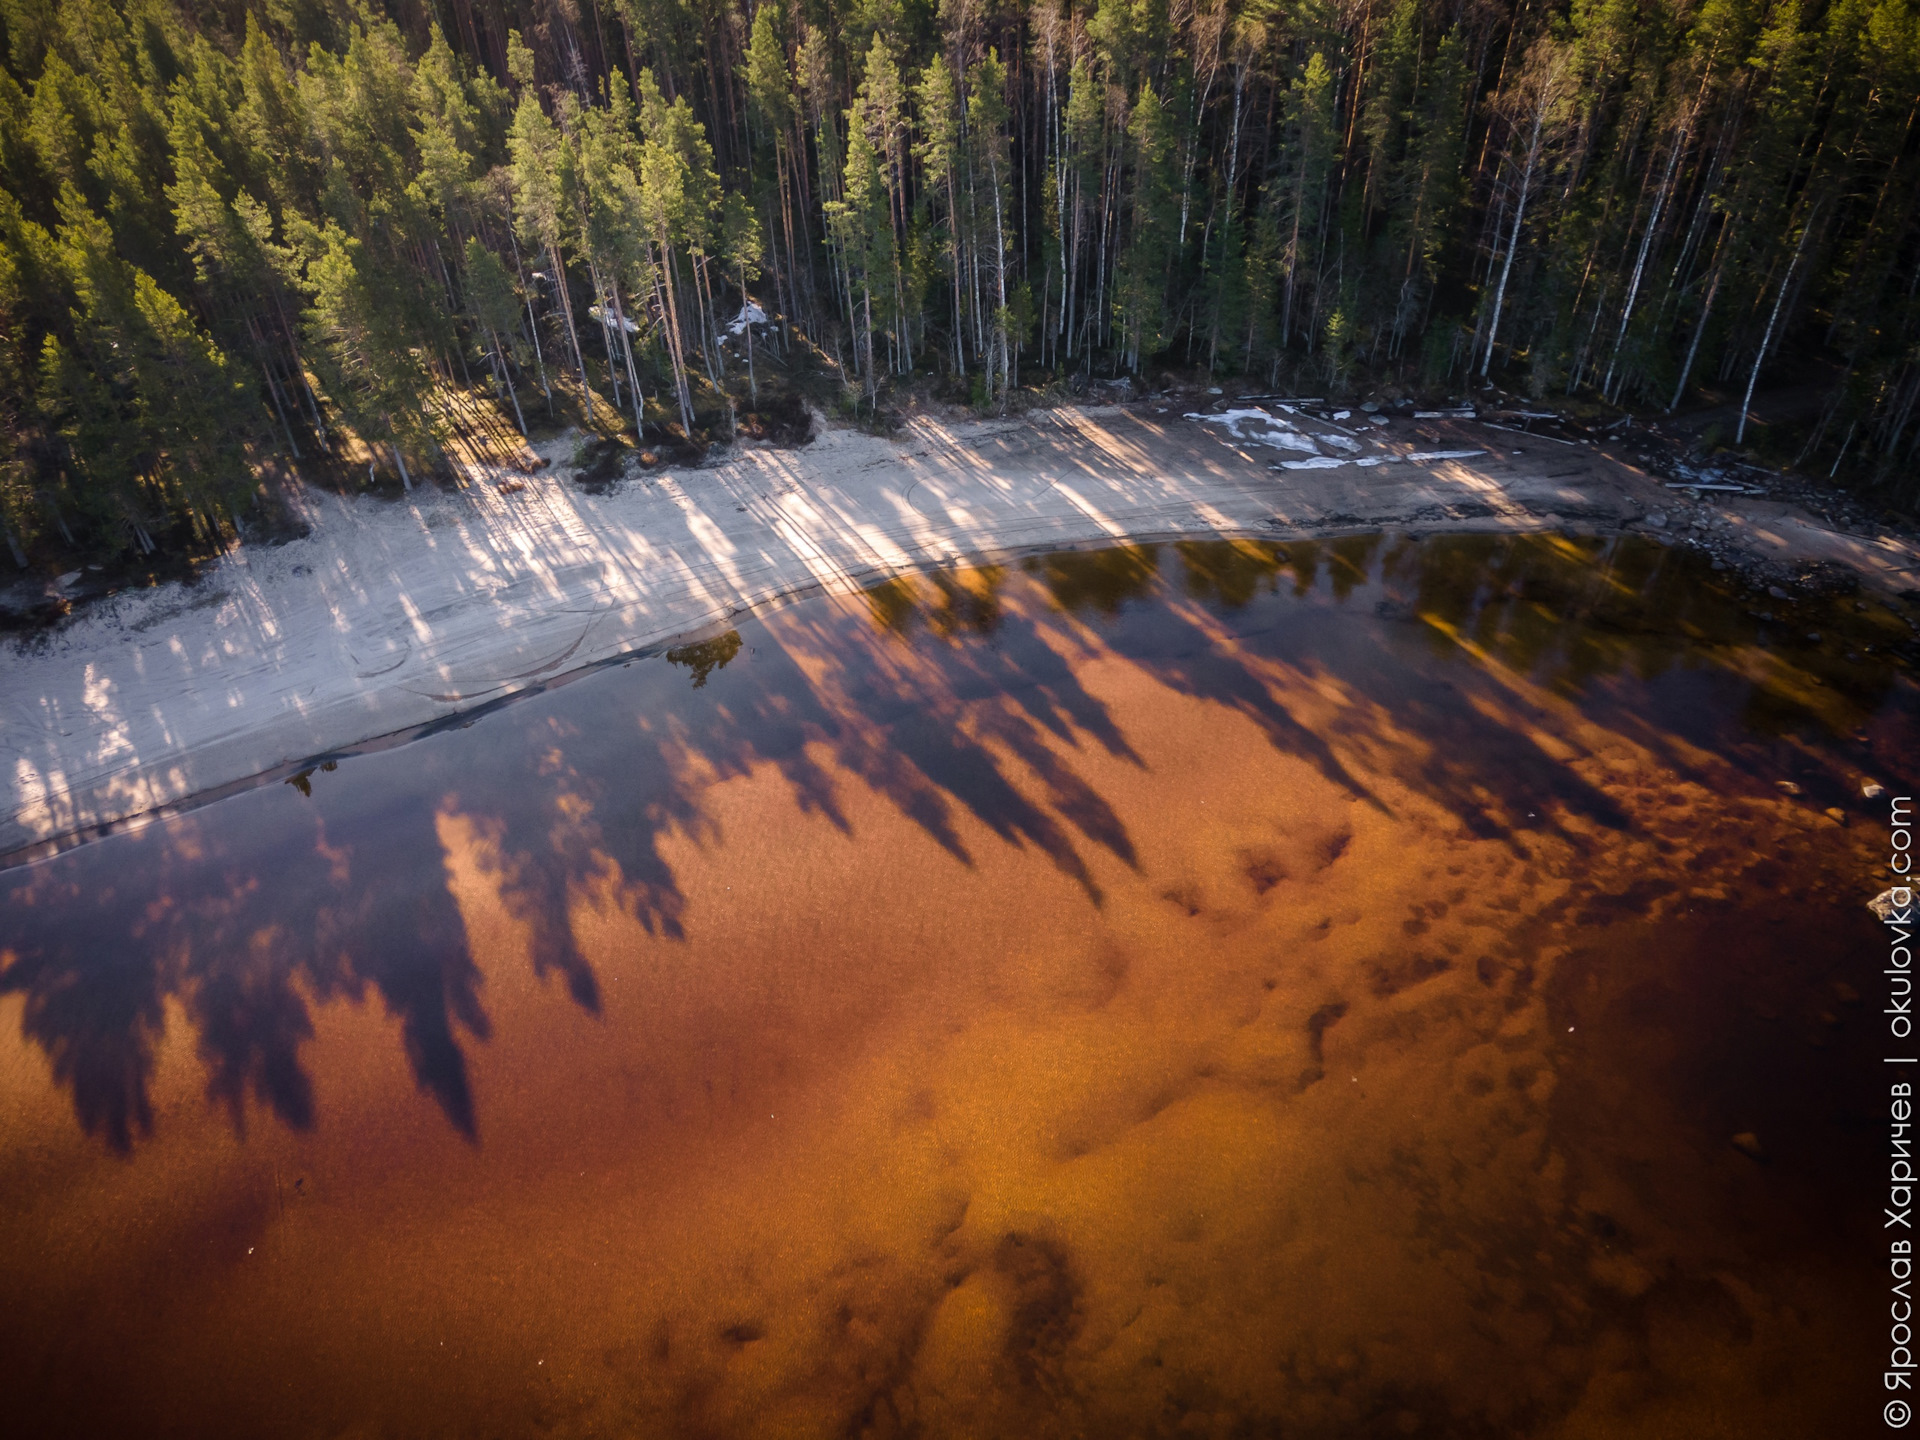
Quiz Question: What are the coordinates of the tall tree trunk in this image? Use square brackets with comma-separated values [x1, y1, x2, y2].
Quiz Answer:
[1736, 216, 1814, 445]
[508, 227, 553, 412]
[547, 243, 593, 424]
[743, 269, 757, 405]
[1481, 105, 1545, 379]
[488, 327, 528, 436]
[611, 282, 645, 438]
[1670, 246, 1726, 412]
[653, 242, 696, 437]
[1604, 117, 1690, 398]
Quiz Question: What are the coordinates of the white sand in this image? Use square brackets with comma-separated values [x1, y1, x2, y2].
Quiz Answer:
[3, 404, 1912, 855]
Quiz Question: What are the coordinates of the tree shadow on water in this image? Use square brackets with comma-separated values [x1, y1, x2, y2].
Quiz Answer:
[1378, 532, 1917, 814]
[0, 556, 1159, 1148]
[1075, 533, 1910, 848]
[3, 532, 1911, 1153]
[2, 784, 487, 1147]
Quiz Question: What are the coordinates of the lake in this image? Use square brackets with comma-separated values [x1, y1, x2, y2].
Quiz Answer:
[1, 533, 1911, 1438]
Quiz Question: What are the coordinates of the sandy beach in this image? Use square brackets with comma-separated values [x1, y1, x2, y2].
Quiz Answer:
[3, 401, 1914, 857]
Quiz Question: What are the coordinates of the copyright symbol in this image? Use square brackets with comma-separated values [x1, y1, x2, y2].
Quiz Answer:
[1889, 1399, 1912, 1428]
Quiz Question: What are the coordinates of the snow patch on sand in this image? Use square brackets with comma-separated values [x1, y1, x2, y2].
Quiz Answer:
[724, 302, 769, 338]
[1186, 408, 1321, 455]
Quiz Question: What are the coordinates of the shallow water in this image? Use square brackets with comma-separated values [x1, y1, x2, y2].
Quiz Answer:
[1, 533, 1913, 1439]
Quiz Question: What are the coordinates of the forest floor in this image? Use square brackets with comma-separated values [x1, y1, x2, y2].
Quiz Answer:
[4, 394, 1918, 858]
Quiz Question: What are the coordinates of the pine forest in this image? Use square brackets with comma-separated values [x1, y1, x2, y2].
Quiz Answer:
[2, 0, 1919, 564]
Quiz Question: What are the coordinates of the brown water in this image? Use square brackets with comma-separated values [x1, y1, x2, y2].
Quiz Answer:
[1, 534, 1913, 1439]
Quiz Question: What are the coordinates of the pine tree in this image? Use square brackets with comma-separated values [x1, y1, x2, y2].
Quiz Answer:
[1275, 52, 1337, 354]
[300, 222, 435, 488]
[1117, 78, 1178, 371]
[915, 54, 968, 374]
[746, 2, 806, 338]
[509, 77, 595, 427]
[967, 50, 1015, 401]
[1479, 37, 1576, 378]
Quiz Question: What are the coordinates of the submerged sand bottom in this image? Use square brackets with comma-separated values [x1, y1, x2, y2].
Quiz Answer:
[0, 537, 1901, 1438]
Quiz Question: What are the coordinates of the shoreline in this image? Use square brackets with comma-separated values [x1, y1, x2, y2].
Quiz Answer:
[3, 402, 1914, 861]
